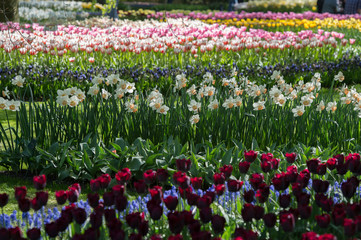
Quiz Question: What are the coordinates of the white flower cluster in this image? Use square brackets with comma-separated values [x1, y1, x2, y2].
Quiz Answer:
[11, 76, 26, 88]
[19, 1, 83, 11]
[56, 87, 85, 107]
[147, 89, 169, 115]
[0, 97, 21, 111]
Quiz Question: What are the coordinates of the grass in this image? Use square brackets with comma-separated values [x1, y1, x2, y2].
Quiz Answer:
[0, 172, 90, 215]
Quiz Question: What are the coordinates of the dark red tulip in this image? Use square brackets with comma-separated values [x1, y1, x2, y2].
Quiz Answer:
[270, 158, 280, 170]
[200, 207, 212, 223]
[190, 177, 203, 190]
[181, 210, 194, 225]
[234, 227, 258, 240]
[227, 179, 243, 192]
[306, 158, 320, 173]
[99, 174, 111, 189]
[104, 209, 116, 223]
[150, 235, 162, 240]
[332, 204, 346, 226]
[178, 186, 192, 199]
[336, 163, 348, 175]
[83, 227, 100, 240]
[296, 192, 310, 205]
[213, 173, 225, 185]
[186, 193, 199, 206]
[241, 203, 254, 222]
[326, 158, 337, 170]
[134, 180, 147, 194]
[191, 231, 211, 240]
[156, 169, 169, 183]
[197, 195, 212, 209]
[279, 194, 291, 208]
[33, 175, 46, 190]
[176, 158, 191, 172]
[244, 150, 258, 162]
[8, 227, 22, 240]
[18, 198, 30, 212]
[126, 212, 143, 229]
[55, 190, 67, 205]
[204, 191, 215, 202]
[238, 161, 250, 174]
[0, 193, 8, 208]
[211, 215, 225, 234]
[147, 199, 163, 220]
[285, 152, 296, 164]
[344, 218, 356, 237]
[138, 220, 149, 236]
[261, 160, 272, 173]
[318, 233, 337, 240]
[315, 214, 331, 228]
[177, 175, 190, 189]
[87, 193, 99, 208]
[254, 205, 265, 220]
[261, 153, 273, 162]
[168, 211, 184, 234]
[272, 173, 290, 191]
[168, 234, 183, 240]
[14, 186, 27, 201]
[72, 207, 87, 224]
[103, 191, 115, 207]
[149, 186, 162, 202]
[341, 181, 356, 199]
[263, 213, 277, 228]
[90, 211, 103, 228]
[143, 169, 157, 185]
[219, 165, 233, 179]
[346, 203, 360, 218]
[286, 165, 298, 183]
[316, 163, 327, 175]
[27, 228, 40, 240]
[112, 185, 125, 196]
[129, 233, 142, 240]
[280, 213, 295, 232]
[301, 232, 318, 240]
[312, 179, 329, 193]
[115, 168, 131, 184]
[67, 187, 79, 203]
[31, 197, 42, 211]
[0, 228, 9, 240]
[45, 222, 58, 238]
[188, 219, 201, 234]
[164, 196, 178, 211]
[214, 184, 225, 196]
[298, 205, 312, 219]
[115, 195, 128, 211]
[243, 189, 254, 203]
[250, 173, 264, 190]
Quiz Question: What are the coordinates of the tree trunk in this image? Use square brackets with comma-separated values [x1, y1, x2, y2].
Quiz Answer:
[0, 0, 19, 23]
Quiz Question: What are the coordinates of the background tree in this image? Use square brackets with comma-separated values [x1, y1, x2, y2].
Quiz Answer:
[0, 0, 19, 22]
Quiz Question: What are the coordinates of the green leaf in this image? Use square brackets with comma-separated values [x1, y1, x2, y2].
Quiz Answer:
[222, 148, 233, 165]
[128, 157, 143, 171]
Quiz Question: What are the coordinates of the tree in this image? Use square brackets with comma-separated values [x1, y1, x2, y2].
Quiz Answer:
[0, 0, 19, 22]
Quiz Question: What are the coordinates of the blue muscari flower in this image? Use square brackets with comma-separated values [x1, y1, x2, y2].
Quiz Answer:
[10, 210, 17, 222]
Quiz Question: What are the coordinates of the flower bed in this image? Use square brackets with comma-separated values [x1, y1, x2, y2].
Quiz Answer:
[1, 149, 361, 239]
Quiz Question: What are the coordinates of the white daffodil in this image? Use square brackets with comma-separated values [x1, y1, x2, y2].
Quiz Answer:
[208, 99, 219, 110]
[114, 88, 126, 99]
[106, 74, 120, 85]
[149, 97, 164, 110]
[334, 71, 344, 82]
[326, 102, 337, 112]
[7, 100, 20, 111]
[301, 95, 313, 107]
[56, 96, 69, 106]
[222, 97, 235, 109]
[68, 96, 79, 107]
[92, 75, 103, 85]
[2, 87, 10, 98]
[88, 85, 99, 96]
[189, 114, 200, 125]
[11, 76, 25, 88]
[269, 86, 282, 100]
[188, 99, 201, 112]
[275, 94, 286, 106]
[253, 100, 265, 111]
[101, 89, 110, 100]
[316, 100, 325, 112]
[292, 105, 305, 117]
[0, 97, 8, 110]
[187, 84, 197, 96]
[156, 105, 169, 115]
[75, 89, 86, 102]
[125, 99, 138, 113]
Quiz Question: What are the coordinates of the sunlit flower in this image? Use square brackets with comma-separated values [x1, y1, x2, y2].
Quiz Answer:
[301, 95, 313, 107]
[12, 76, 25, 88]
[101, 89, 110, 100]
[187, 84, 197, 96]
[7, 100, 20, 111]
[88, 85, 99, 96]
[341, 95, 352, 105]
[334, 71, 344, 82]
[57, 89, 68, 97]
[326, 102, 337, 112]
[190, 114, 200, 125]
[56, 96, 69, 106]
[2, 87, 10, 98]
[75, 89, 86, 102]
[125, 99, 138, 113]
[204, 86, 215, 97]
[275, 94, 286, 106]
[270, 86, 282, 99]
[107, 74, 120, 85]
[292, 105, 305, 117]
[188, 99, 201, 112]
[235, 96, 242, 107]
[149, 97, 163, 110]
[253, 100, 265, 111]
[114, 88, 126, 99]
[203, 72, 214, 85]
[316, 100, 325, 112]
[222, 97, 235, 109]
[157, 105, 169, 115]
[0, 97, 8, 110]
[92, 76, 103, 85]
[68, 96, 79, 107]
[208, 99, 219, 110]
[271, 70, 281, 80]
